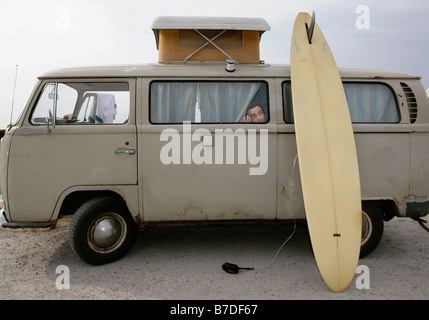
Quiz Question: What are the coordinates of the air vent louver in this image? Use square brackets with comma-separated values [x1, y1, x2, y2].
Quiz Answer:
[400, 82, 418, 124]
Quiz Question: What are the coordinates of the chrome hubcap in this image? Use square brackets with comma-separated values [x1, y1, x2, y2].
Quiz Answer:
[88, 213, 127, 253]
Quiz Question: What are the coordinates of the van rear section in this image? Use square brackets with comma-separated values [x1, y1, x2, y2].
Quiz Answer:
[1, 63, 428, 265]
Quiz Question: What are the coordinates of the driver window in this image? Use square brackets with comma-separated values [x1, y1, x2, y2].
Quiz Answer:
[30, 83, 56, 125]
[31, 82, 130, 125]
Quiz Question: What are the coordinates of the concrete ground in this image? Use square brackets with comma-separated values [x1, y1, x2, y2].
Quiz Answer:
[0, 213, 428, 300]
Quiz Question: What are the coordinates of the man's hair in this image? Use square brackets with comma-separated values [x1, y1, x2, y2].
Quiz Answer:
[246, 102, 265, 115]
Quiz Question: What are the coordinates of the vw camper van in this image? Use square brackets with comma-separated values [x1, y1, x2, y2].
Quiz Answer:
[1, 17, 428, 265]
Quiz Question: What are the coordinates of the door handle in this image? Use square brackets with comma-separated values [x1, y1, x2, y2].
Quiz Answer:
[115, 148, 136, 155]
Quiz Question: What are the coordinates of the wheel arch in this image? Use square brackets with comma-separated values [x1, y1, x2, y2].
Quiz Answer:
[51, 186, 140, 224]
[362, 198, 399, 221]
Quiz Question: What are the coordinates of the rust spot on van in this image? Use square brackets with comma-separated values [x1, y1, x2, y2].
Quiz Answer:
[182, 205, 206, 220]
[402, 194, 426, 202]
[133, 214, 142, 225]
[234, 210, 245, 215]
[393, 194, 427, 208]
[49, 220, 58, 229]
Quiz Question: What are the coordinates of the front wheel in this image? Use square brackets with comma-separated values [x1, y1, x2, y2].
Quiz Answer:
[69, 196, 138, 265]
[360, 202, 384, 258]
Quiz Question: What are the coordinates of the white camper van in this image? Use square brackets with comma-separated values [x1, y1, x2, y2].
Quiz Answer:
[1, 16, 428, 265]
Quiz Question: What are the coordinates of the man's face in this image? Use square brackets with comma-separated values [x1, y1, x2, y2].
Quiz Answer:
[247, 106, 266, 123]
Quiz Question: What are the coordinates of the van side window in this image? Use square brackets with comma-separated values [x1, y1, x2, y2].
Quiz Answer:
[30, 82, 130, 125]
[282, 81, 400, 123]
[150, 81, 268, 124]
[343, 82, 400, 123]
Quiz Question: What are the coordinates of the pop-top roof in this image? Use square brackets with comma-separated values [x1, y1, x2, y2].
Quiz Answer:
[151, 16, 271, 31]
[151, 16, 271, 51]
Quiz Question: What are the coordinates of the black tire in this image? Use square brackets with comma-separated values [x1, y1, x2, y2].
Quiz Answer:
[69, 196, 138, 265]
[360, 202, 384, 258]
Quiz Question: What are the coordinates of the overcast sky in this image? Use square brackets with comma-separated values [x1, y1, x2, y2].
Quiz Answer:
[1, 0, 428, 129]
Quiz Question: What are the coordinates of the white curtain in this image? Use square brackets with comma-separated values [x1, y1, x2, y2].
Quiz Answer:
[151, 82, 261, 123]
[151, 82, 198, 123]
[343, 83, 399, 123]
[284, 82, 399, 123]
[199, 82, 260, 122]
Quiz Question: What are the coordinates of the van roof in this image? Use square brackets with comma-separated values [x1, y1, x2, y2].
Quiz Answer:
[151, 16, 271, 32]
[39, 63, 420, 80]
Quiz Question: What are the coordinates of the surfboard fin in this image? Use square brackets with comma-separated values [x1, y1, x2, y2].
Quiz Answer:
[305, 11, 316, 44]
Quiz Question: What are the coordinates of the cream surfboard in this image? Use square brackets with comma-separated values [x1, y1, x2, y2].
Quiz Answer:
[290, 12, 362, 292]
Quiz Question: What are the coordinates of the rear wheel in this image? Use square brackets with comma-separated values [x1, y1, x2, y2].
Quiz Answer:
[69, 196, 138, 265]
[360, 202, 384, 258]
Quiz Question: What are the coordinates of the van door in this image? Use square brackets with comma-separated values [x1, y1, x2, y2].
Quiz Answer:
[140, 79, 277, 221]
[6, 79, 137, 222]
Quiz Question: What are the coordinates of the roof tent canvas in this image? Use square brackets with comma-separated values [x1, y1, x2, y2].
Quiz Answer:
[151, 16, 271, 64]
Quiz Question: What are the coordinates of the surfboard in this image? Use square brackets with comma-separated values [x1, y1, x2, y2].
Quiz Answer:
[290, 12, 362, 292]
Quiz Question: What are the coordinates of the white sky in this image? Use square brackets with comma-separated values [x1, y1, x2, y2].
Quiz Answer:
[1, 0, 429, 129]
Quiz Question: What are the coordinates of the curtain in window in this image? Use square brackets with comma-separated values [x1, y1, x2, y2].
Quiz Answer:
[151, 82, 262, 123]
[199, 82, 260, 122]
[151, 82, 198, 123]
[283, 82, 399, 123]
[343, 83, 399, 123]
